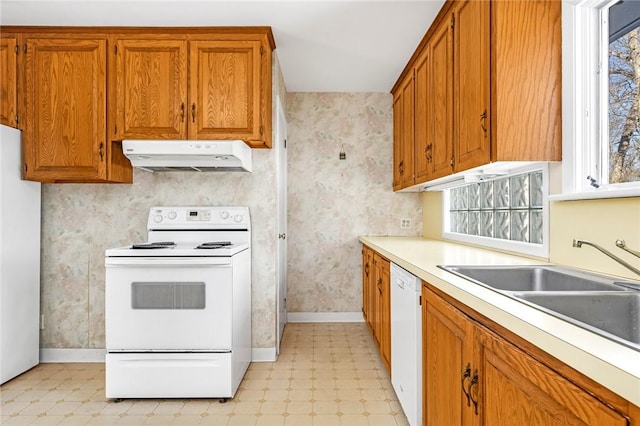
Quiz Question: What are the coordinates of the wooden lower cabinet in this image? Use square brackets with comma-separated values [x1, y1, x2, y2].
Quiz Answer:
[423, 284, 631, 426]
[361, 245, 391, 375]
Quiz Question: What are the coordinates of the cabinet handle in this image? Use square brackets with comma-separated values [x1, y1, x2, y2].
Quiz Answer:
[461, 363, 472, 407]
[398, 160, 404, 176]
[480, 109, 487, 134]
[180, 103, 185, 122]
[469, 370, 479, 415]
[191, 103, 196, 123]
[425, 143, 433, 162]
[365, 263, 369, 277]
[98, 142, 104, 161]
[377, 278, 382, 292]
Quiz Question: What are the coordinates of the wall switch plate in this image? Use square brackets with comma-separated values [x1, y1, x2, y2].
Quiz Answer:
[400, 218, 411, 229]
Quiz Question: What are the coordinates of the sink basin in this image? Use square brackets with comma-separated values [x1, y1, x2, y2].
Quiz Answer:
[439, 265, 629, 292]
[515, 292, 640, 350]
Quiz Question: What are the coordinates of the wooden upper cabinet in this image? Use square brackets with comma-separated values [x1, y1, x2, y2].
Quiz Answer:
[0, 35, 18, 128]
[110, 32, 273, 148]
[113, 39, 188, 139]
[23, 37, 109, 182]
[453, 0, 490, 173]
[429, 17, 454, 181]
[414, 46, 431, 184]
[392, 71, 415, 190]
[189, 40, 263, 143]
[491, 0, 562, 161]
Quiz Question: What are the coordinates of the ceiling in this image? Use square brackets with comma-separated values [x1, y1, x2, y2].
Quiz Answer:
[0, 0, 445, 92]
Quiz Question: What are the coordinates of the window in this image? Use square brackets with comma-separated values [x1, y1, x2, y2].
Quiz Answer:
[561, 0, 640, 199]
[443, 165, 549, 258]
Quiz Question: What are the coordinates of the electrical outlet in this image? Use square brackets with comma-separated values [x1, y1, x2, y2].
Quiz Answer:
[400, 218, 411, 229]
[40, 314, 45, 330]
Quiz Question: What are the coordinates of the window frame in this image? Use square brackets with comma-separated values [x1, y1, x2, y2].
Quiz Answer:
[556, 0, 640, 200]
[442, 163, 550, 259]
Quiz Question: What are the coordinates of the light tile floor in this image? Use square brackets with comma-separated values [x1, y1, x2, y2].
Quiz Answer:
[1, 323, 409, 425]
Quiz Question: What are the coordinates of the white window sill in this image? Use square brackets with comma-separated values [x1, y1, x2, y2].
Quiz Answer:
[549, 188, 640, 201]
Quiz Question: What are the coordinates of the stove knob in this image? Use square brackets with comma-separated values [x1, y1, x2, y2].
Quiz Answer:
[167, 211, 177, 220]
[234, 214, 243, 223]
[220, 211, 230, 220]
[153, 214, 163, 223]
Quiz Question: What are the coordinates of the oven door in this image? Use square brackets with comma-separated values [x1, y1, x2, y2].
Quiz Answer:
[105, 257, 232, 351]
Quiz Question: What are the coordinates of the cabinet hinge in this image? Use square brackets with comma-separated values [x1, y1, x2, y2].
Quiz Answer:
[114, 45, 118, 54]
[451, 15, 455, 28]
[14, 45, 18, 54]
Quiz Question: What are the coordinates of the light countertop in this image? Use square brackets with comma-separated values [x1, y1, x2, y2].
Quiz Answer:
[359, 236, 640, 407]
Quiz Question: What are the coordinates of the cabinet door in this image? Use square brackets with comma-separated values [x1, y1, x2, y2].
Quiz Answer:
[430, 16, 454, 180]
[414, 45, 431, 184]
[491, 0, 561, 161]
[453, 0, 490, 173]
[423, 287, 474, 426]
[0, 35, 17, 128]
[392, 72, 415, 190]
[113, 39, 187, 139]
[378, 256, 391, 374]
[476, 325, 628, 426]
[362, 246, 373, 326]
[23, 37, 107, 181]
[189, 40, 263, 143]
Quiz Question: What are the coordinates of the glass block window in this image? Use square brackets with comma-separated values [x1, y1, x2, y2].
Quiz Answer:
[448, 170, 544, 244]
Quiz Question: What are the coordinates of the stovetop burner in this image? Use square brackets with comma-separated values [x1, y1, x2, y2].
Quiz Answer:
[196, 241, 233, 249]
[131, 242, 176, 249]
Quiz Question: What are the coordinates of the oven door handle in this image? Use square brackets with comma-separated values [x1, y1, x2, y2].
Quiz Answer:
[105, 257, 233, 267]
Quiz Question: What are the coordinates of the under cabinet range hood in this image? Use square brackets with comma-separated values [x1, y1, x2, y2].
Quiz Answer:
[122, 140, 252, 172]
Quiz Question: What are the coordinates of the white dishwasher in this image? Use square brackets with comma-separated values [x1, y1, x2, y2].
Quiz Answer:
[390, 263, 422, 426]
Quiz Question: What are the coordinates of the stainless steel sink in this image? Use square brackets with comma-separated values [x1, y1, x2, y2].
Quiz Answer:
[439, 265, 629, 292]
[438, 264, 640, 351]
[514, 292, 640, 350]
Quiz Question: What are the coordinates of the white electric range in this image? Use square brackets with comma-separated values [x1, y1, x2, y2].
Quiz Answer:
[105, 206, 251, 400]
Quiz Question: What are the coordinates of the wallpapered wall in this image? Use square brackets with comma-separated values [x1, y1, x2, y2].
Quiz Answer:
[39, 54, 288, 351]
[286, 93, 423, 313]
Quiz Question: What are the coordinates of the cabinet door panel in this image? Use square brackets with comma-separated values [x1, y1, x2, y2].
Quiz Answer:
[430, 18, 454, 180]
[0, 36, 17, 128]
[478, 326, 628, 426]
[454, 0, 490, 172]
[24, 38, 107, 181]
[189, 40, 261, 140]
[379, 257, 391, 374]
[414, 46, 431, 184]
[114, 39, 187, 139]
[492, 0, 562, 161]
[423, 288, 472, 426]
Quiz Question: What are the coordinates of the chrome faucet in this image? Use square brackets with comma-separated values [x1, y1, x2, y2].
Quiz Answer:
[615, 239, 640, 259]
[572, 239, 640, 277]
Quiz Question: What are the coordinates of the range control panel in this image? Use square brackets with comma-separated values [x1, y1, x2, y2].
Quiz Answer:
[147, 206, 250, 229]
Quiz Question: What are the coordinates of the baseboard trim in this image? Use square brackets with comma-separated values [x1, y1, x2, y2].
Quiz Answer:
[40, 349, 105, 363]
[40, 348, 279, 363]
[287, 312, 364, 323]
[251, 347, 277, 362]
